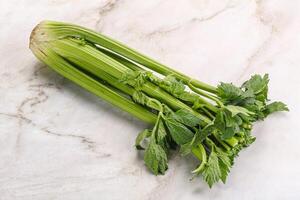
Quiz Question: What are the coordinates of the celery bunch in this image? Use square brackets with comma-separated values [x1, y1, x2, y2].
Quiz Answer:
[30, 21, 288, 187]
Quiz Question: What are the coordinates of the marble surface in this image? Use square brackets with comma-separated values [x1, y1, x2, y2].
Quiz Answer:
[1, 0, 300, 199]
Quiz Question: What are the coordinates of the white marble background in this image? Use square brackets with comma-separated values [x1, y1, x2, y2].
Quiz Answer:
[0, 0, 299, 199]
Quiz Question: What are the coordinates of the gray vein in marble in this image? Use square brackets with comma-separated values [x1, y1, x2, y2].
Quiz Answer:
[14, 65, 57, 153]
[145, 3, 235, 38]
[95, 0, 121, 31]
[238, 0, 277, 80]
[0, 111, 110, 158]
[190, 5, 234, 24]
[29, 83, 60, 91]
[15, 97, 36, 154]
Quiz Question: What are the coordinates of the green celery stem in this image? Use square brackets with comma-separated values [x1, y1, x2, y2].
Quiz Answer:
[46, 36, 212, 124]
[29, 41, 157, 124]
[225, 137, 239, 147]
[41, 21, 217, 94]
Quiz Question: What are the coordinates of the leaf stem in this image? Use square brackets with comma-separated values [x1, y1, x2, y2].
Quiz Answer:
[191, 144, 207, 174]
[188, 82, 223, 107]
[211, 132, 231, 151]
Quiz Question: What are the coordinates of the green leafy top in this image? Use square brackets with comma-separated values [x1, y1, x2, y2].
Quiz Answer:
[134, 74, 288, 186]
[201, 139, 232, 187]
[217, 74, 288, 120]
[141, 115, 169, 175]
[144, 139, 168, 175]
